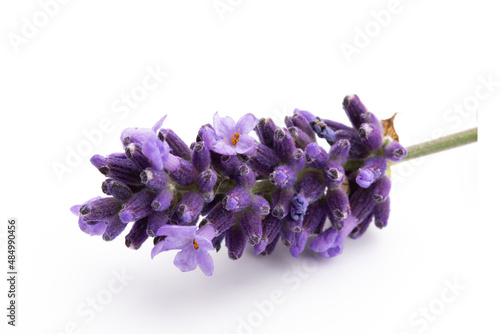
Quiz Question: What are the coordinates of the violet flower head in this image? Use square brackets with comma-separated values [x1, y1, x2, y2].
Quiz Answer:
[152, 225, 216, 276]
[72, 94, 408, 275]
[205, 112, 259, 155]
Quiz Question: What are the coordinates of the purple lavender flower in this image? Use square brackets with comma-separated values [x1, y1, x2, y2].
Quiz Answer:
[73, 95, 408, 275]
[151, 225, 216, 276]
[120, 115, 182, 172]
[309, 215, 359, 258]
[70, 198, 107, 236]
[204, 112, 259, 155]
[120, 114, 166, 146]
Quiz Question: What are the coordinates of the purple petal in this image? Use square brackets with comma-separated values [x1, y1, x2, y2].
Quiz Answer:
[196, 249, 214, 276]
[213, 112, 236, 138]
[253, 240, 267, 255]
[196, 224, 217, 240]
[327, 245, 343, 257]
[163, 154, 180, 172]
[70, 205, 82, 216]
[143, 138, 163, 170]
[202, 126, 219, 151]
[164, 236, 191, 250]
[194, 236, 215, 251]
[156, 225, 197, 238]
[235, 113, 258, 135]
[151, 241, 165, 259]
[294, 108, 316, 122]
[211, 140, 237, 155]
[319, 245, 342, 258]
[157, 138, 171, 164]
[234, 134, 256, 155]
[290, 230, 309, 258]
[309, 228, 338, 253]
[174, 246, 198, 272]
[70, 196, 101, 216]
[151, 238, 188, 259]
[152, 114, 167, 132]
[78, 217, 107, 236]
[120, 127, 156, 146]
[356, 169, 375, 188]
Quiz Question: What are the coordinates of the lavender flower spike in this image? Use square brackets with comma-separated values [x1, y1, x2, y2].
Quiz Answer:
[152, 225, 216, 276]
[207, 112, 259, 155]
[72, 94, 412, 275]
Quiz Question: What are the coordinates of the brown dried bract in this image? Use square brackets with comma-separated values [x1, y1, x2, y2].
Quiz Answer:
[341, 177, 350, 195]
[382, 113, 400, 142]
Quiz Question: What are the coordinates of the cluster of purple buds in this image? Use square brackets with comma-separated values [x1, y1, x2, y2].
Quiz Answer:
[71, 95, 406, 275]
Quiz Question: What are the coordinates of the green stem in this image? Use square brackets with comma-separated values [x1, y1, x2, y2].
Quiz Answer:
[343, 127, 478, 171]
[403, 127, 477, 161]
[251, 179, 275, 194]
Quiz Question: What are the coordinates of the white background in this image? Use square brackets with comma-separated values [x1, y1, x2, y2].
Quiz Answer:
[0, 1, 497, 334]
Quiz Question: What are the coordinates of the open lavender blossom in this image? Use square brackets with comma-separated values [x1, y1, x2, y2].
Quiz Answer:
[71, 95, 407, 275]
[151, 225, 216, 276]
[204, 112, 259, 155]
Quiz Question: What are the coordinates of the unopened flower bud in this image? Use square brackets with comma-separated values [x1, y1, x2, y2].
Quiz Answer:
[140, 168, 169, 191]
[177, 191, 205, 224]
[326, 188, 350, 221]
[223, 186, 252, 212]
[255, 118, 278, 148]
[192, 141, 211, 171]
[151, 186, 174, 211]
[289, 149, 306, 171]
[270, 165, 297, 189]
[159, 128, 192, 161]
[384, 140, 407, 162]
[235, 163, 256, 188]
[201, 202, 236, 235]
[102, 215, 127, 242]
[310, 118, 336, 143]
[356, 157, 387, 188]
[166, 158, 197, 186]
[79, 197, 122, 222]
[289, 126, 314, 150]
[374, 197, 390, 229]
[324, 161, 345, 189]
[125, 217, 149, 250]
[251, 195, 271, 216]
[197, 169, 217, 193]
[240, 210, 263, 246]
[101, 179, 133, 201]
[328, 139, 351, 163]
[271, 188, 295, 219]
[305, 143, 328, 169]
[291, 112, 317, 140]
[372, 175, 391, 203]
[226, 224, 246, 260]
[125, 143, 150, 169]
[359, 123, 383, 151]
[343, 94, 368, 129]
[246, 143, 280, 176]
[119, 189, 156, 223]
[274, 128, 295, 163]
